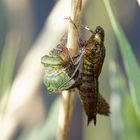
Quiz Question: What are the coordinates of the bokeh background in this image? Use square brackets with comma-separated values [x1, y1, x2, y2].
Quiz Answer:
[0, 0, 140, 140]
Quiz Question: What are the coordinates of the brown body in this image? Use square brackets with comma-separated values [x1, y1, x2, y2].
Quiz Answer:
[78, 26, 110, 125]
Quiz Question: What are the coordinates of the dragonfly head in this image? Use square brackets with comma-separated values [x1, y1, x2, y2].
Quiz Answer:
[85, 26, 105, 63]
[94, 26, 104, 44]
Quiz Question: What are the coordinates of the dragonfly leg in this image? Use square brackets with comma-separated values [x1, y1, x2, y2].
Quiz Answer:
[66, 16, 95, 35]
[65, 16, 78, 30]
[66, 47, 85, 65]
[74, 47, 85, 65]
[65, 17, 85, 53]
[63, 81, 82, 90]
[58, 57, 82, 90]
[81, 24, 95, 34]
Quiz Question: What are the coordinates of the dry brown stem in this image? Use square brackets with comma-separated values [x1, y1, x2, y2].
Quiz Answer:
[57, 0, 82, 140]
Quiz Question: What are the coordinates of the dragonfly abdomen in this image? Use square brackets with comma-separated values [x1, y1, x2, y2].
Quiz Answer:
[79, 59, 99, 125]
[77, 26, 110, 125]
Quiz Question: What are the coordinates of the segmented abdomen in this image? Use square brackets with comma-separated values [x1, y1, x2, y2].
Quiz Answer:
[41, 44, 77, 92]
[79, 57, 98, 125]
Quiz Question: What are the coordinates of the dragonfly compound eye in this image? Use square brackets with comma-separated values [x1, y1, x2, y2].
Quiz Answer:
[92, 47, 97, 53]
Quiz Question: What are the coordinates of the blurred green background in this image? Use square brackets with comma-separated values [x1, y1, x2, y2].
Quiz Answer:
[0, 0, 140, 140]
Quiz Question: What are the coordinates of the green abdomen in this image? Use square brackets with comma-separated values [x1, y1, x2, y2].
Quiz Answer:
[44, 67, 75, 92]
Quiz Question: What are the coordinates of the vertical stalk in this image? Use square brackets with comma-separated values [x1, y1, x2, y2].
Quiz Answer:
[57, 0, 82, 140]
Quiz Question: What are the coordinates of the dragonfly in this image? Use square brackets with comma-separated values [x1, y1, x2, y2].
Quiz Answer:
[41, 22, 110, 125]
[76, 26, 110, 125]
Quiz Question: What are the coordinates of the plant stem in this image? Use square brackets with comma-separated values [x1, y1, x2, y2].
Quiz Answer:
[57, 0, 82, 140]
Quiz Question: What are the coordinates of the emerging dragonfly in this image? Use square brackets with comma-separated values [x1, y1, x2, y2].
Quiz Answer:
[41, 35, 81, 92]
[41, 23, 110, 125]
[76, 26, 110, 125]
